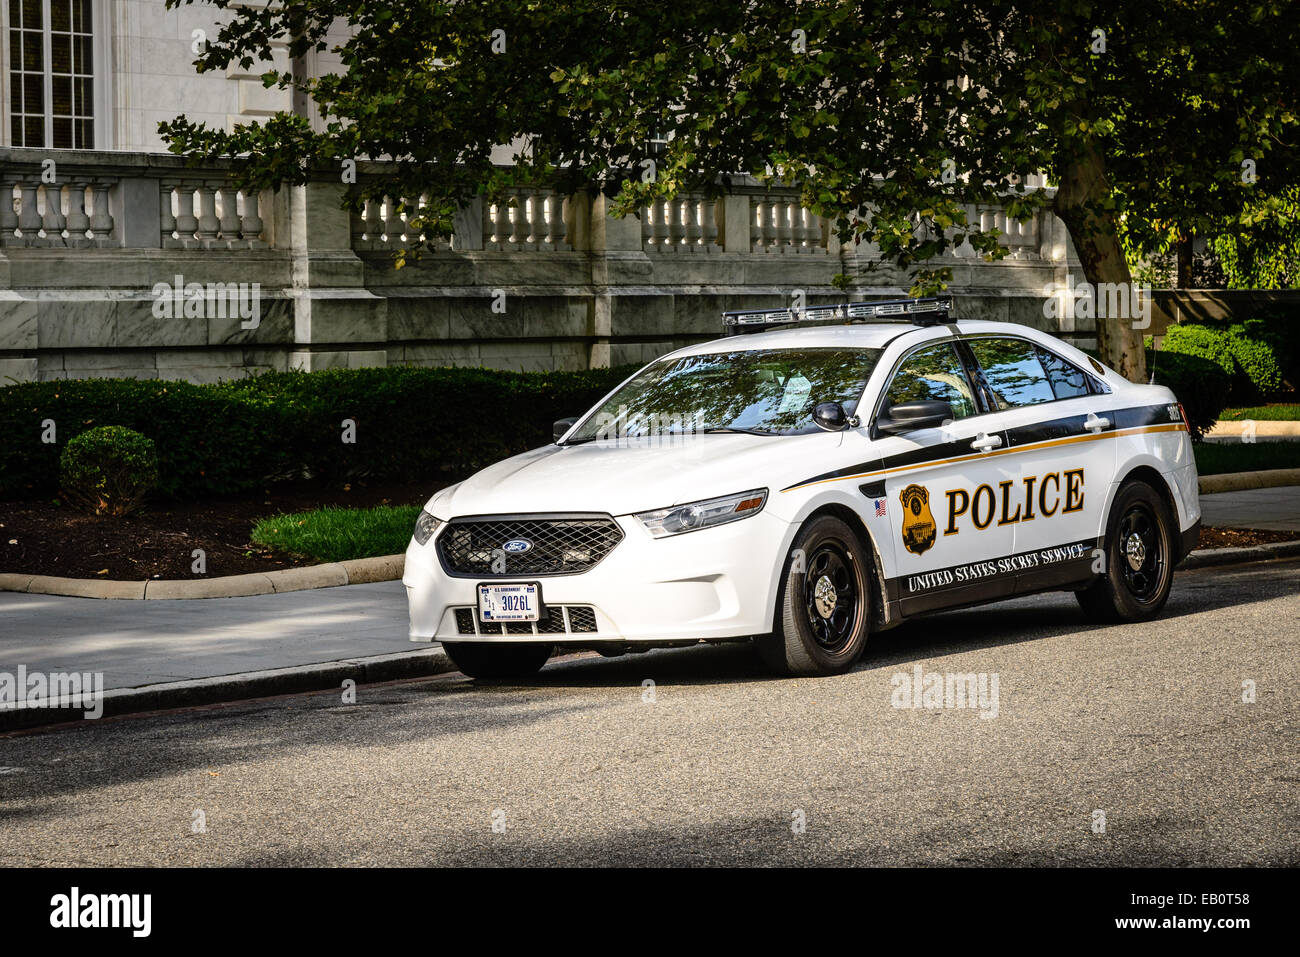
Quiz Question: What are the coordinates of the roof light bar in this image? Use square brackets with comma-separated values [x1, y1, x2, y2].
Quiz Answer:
[721, 295, 952, 335]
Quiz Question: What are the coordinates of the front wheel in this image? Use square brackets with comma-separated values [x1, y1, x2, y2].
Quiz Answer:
[1076, 480, 1176, 623]
[441, 641, 553, 680]
[756, 515, 872, 676]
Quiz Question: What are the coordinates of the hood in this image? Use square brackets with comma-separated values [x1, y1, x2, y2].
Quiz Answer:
[426, 432, 842, 518]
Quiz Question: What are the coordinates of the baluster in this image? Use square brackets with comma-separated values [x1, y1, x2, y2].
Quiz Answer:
[651, 200, 670, 246]
[662, 198, 681, 247]
[218, 187, 241, 244]
[364, 195, 384, 244]
[546, 194, 566, 247]
[384, 195, 404, 243]
[749, 197, 764, 249]
[241, 189, 264, 245]
[796, 206, 814, 248]
[509, 194, 528, 244]
[159, 182, 177, 245]
[195, 185, 220, 244]
[63, 182, 90, 245]
[701, 199, 719, 247]
[523, 194, 541, 245]
[684, 198, 702, 247]
[0, 177, 20, 243]
[774, 199, 793, 248]
[175, 186, 198, 244]
[40, 184, 67, 245]
[89, 183, 114, 245]
[766, 197, 784, 248]
[18, 183, 42, 243]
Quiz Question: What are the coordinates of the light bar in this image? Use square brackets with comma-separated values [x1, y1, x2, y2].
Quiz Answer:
[721, 295, 952, 334]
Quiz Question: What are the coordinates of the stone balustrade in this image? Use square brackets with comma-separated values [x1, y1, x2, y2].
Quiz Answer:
[160, 181, 267, 249]
[0, 148, 271, 249]
[0, 146, 1083, 387]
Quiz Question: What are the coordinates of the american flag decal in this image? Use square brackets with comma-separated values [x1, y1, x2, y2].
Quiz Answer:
[874, 499, 887, 517]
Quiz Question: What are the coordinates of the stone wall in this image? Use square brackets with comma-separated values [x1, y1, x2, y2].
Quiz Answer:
[2, 147, 1099, 385]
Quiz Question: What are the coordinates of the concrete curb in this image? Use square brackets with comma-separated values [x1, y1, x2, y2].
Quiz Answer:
[0, 553, 405, 600]
[1180, 539, 1300, 570]
[0, 645, 453, 733]
[1198, 468, 1300, 494]
[1207, 420, 1300, 439]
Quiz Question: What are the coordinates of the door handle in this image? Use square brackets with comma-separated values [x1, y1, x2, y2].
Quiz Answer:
[1084, 413, 1111, 433]
[970, 432, 1002, 452]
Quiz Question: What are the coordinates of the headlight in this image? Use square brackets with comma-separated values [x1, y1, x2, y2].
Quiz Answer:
[412, 509, 443, 546]
[635, 489, 768, 538]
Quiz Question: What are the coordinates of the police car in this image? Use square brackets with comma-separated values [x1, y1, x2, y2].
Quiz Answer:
[404, 296, 1200, 678]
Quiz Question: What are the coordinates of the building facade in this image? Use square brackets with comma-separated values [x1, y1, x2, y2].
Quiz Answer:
[2, 0, 1092, 386]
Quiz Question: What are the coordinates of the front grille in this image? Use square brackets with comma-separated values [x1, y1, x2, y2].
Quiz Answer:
[437, 515, 623, 577]
[453, 605, 600, 637]
[567, 606, 597, 633]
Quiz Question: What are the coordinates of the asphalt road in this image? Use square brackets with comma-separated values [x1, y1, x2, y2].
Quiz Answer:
[2, 559, 1297, 867]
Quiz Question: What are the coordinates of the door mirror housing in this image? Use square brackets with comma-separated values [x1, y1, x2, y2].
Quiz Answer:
[553, 417, 579, 442]
[876, 400, 954, 435]
[812, 402, 860, 432]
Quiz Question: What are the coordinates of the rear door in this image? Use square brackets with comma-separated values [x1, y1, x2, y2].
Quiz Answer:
[962, 335, 1115, 593]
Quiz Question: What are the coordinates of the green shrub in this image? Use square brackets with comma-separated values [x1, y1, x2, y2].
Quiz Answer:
[0, 364, 638, 501]
[59, 426, 160, 515]
[1243, 309, 1300, 391]
[1146, 349, 1230, 441]
[1160, 321, 1287, 403]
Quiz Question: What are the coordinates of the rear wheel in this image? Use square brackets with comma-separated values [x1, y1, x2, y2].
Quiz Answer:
[1076, 480, 1176, 623]
[441, 641, 553, 679]
[756, 515, 871, 676]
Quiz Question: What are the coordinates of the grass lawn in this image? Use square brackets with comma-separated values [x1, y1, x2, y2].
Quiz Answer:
[1219, 404, 1300, 421]
[1193, 441, 1300, 476]
[251, 505, 420, 563]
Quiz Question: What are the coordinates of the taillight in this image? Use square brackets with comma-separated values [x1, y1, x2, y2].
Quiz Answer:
[1177, 402, 1188, 426]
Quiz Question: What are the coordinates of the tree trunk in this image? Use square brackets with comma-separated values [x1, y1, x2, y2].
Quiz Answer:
[1053, 143, 1148, 382]
[1175, 232, 1193, 288]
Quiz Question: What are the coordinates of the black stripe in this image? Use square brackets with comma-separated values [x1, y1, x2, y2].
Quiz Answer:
[782, 403, 1180, 491]
[883, 537, 1102, 615]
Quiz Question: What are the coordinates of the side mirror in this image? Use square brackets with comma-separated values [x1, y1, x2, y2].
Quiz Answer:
[812, 402, 860, 432]
[553, 417, 579, 442]
[876, 400, 953, 435]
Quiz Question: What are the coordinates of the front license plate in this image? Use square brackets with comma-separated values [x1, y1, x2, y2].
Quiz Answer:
[477, 582, 541, 622]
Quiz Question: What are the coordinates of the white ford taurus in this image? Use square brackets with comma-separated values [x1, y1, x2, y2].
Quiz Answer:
[404, 296, 1200, 678]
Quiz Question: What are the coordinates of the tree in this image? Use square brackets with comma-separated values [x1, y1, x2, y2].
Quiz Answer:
[162, 0, 1298, 381]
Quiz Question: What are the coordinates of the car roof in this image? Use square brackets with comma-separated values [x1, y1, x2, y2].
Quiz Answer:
[671, 319, 1053, 357]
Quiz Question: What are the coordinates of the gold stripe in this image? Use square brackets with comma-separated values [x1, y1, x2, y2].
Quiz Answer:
[784, 423, 1187, 492]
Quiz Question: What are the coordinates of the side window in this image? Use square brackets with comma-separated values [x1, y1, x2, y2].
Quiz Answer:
[1036, 347, 1092, 400]
[968, 338, 1056, 410]
[883, 343, 977, 419]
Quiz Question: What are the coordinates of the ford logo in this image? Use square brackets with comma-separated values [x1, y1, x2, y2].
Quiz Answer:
[502, 539, 533, 554]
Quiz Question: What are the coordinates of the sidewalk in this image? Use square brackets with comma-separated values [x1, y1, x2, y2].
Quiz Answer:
[0, 580, 415, 691]
[1199, 486, 1300, 532]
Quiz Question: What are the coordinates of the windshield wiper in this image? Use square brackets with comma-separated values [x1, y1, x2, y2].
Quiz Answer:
[701, 427, 777, 436]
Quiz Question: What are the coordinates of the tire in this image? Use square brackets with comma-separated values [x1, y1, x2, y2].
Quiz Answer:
[441, 641, 553, 680]
[756, 515, 872, 676]
[1076, 480, 1176, 623]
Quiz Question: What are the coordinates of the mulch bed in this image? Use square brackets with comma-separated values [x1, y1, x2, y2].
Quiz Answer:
[1195, 526, 1298, 550]
[1, 484, 1295, 581]
[0, 479, 437, 581]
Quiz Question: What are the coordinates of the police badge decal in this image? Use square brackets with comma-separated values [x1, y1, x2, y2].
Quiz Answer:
[899, 483, 937, 555]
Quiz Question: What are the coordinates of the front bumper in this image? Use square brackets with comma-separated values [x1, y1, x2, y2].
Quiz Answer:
[403, 511, 791, 643]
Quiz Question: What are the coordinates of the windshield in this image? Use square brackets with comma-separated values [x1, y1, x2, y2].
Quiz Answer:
[566, 347, 882, 442]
